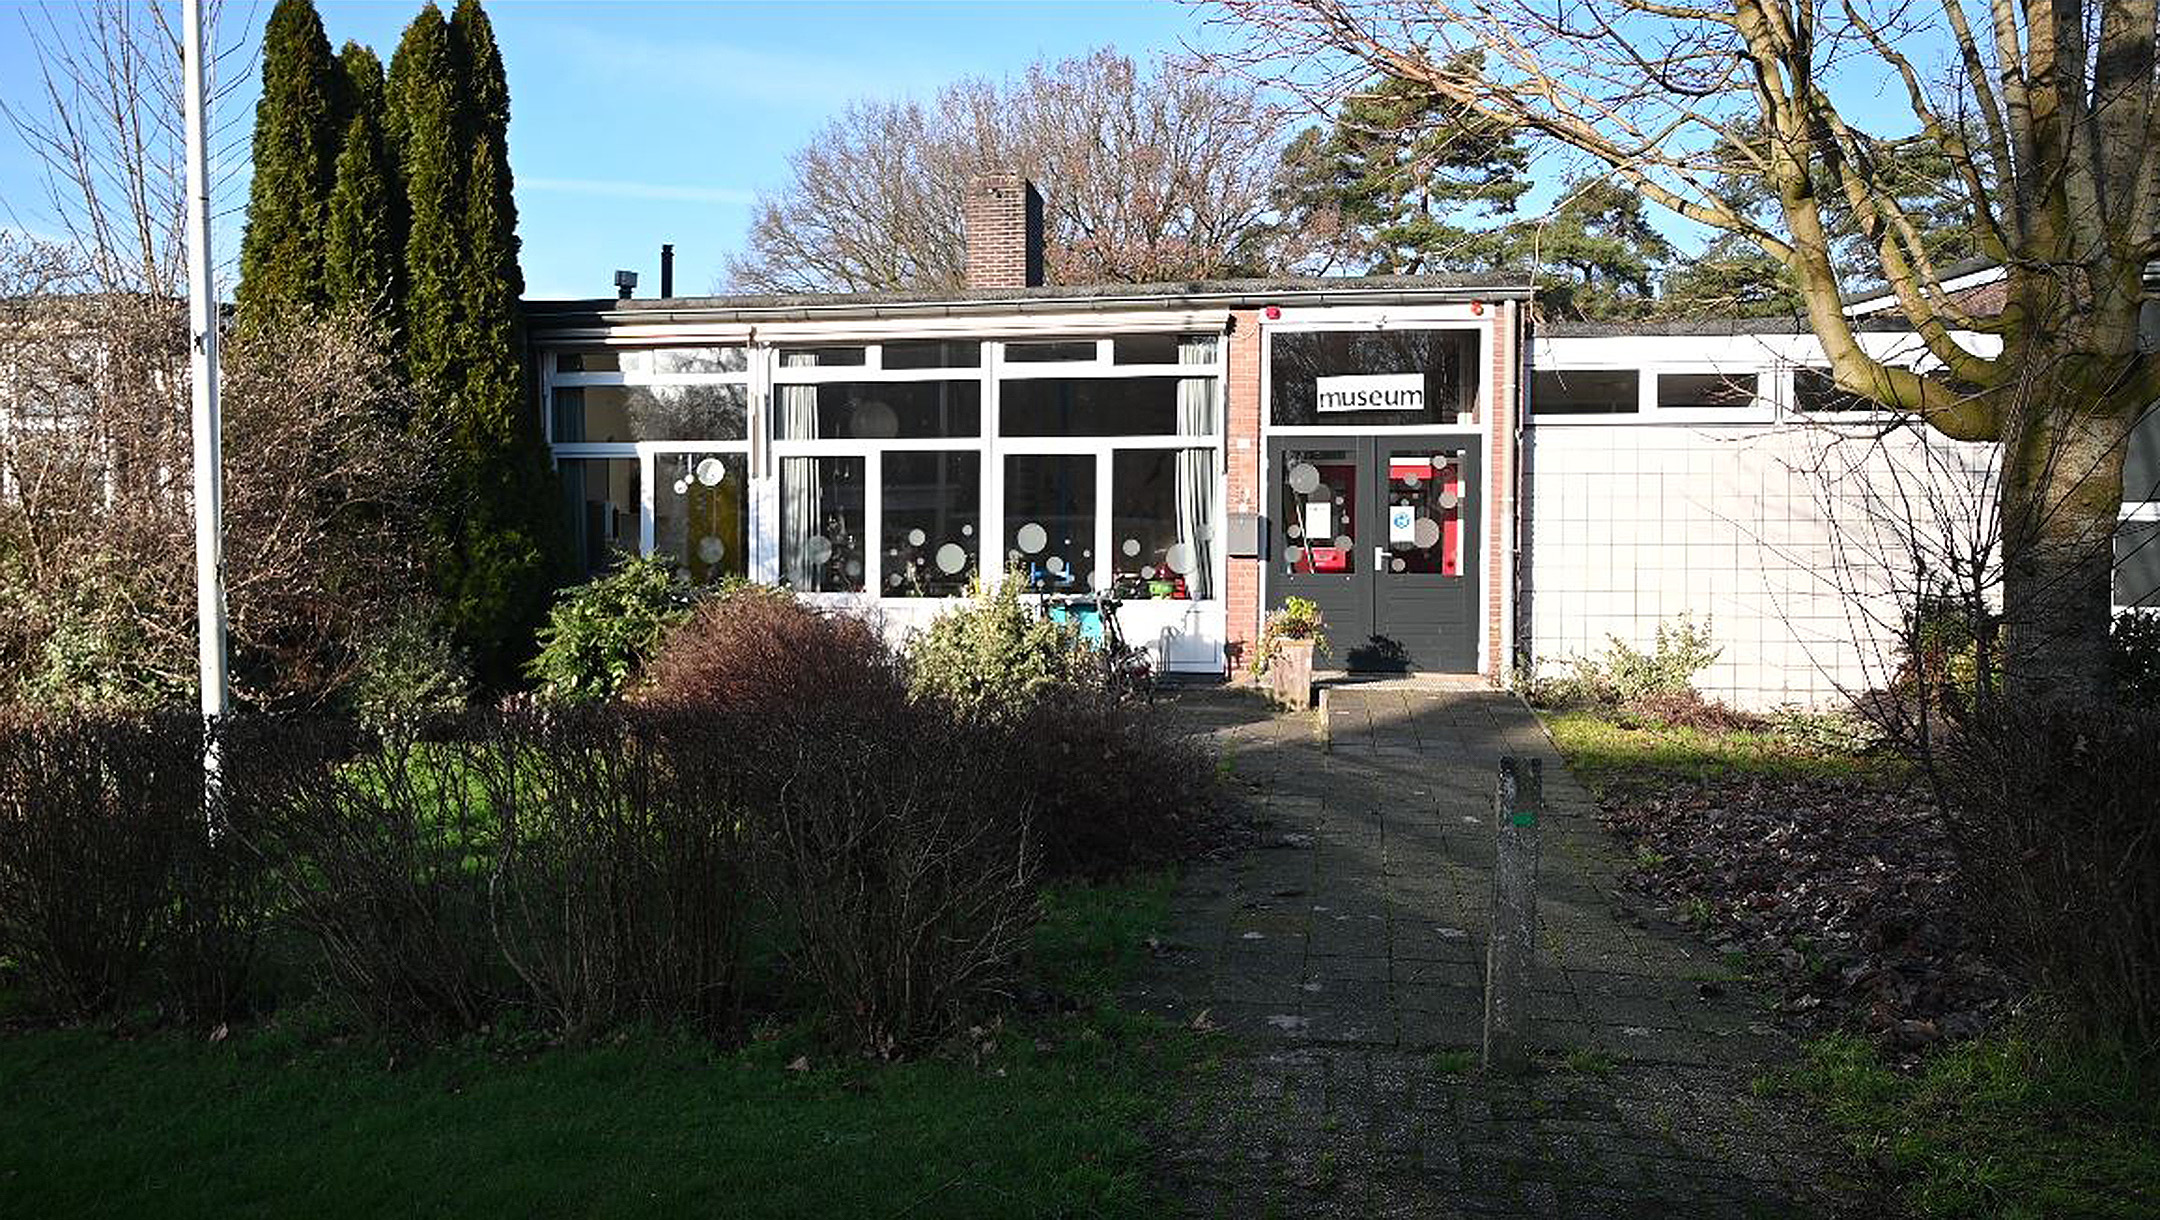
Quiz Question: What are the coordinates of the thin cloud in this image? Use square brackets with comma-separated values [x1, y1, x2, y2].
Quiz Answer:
[531, 21, 946, 109]
[522, 176, 755, 206]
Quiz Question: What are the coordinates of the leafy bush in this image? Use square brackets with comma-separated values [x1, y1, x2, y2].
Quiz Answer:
[2109, 610, 2160, 704]
[1524, 613, 1722, 709]
[346, 600, 470, 733]
[526, 553, 695, 704]
[908, 576, 1093, 723]
[1937, 698, 2160, 1045]
[1249, 596, 1329, 677]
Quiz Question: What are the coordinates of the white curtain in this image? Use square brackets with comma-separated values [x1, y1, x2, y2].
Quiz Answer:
[1174, 335, 1219, 600]
[779, 353, 820, 588]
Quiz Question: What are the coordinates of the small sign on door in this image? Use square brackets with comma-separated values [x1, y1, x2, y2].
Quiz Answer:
[1389, 504, 1416, 544]
[1302, 501, 1332, 543]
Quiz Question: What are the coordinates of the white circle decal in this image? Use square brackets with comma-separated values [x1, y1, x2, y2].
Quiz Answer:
[697, 535, 725, 564]
[1016, 522, 1048, 554]
[1287, 463, 1320, 495]
[1045, 555, 1067, 576]
[1121, 538, 1141, 557]
[1414, 516, 1443, 549]
[803, 536, 833, 565]
[694, 457, 726, 486]
[1165, 542, 1196, 575]
[1438, 489, 1460, 509]
[935, 542, 967, 574]
[907, 528, 926, 546]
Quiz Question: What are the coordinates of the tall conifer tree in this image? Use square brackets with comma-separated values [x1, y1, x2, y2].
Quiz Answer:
[384, 4, 463, 394]
[235, 0, 341, 321]
[324, 42, 399, 319]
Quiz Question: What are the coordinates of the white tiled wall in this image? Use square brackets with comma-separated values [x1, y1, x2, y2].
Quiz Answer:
[1524, 421, 1997, 710]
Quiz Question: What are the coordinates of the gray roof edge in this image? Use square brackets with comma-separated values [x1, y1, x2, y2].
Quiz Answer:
[522, 276, 1535, 332]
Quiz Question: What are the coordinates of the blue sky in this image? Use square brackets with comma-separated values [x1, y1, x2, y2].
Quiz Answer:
[0, 1, 1944, 299]
[0, 0, 1219, 298]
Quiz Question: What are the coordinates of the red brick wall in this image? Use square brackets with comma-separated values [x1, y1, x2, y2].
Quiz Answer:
[963, 174, 1043, 289]
[1484, 304, 1516, 682]
[1225, 308, 1262, 674]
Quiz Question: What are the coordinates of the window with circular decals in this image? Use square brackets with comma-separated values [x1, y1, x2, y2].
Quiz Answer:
[1383, 447, 1466, 576]
[656, 451, 747, 586]
[1281, 449, 1358, 574]
[882, 450, 980, 597]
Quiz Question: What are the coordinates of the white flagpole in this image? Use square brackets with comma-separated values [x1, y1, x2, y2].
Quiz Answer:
[182, 0, 229, 819]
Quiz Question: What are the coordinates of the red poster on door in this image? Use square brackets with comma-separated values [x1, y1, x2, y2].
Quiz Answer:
[1441, 465, 1460, 576]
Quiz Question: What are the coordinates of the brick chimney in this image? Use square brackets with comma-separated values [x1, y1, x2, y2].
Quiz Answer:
[964, 172, 1044, 289]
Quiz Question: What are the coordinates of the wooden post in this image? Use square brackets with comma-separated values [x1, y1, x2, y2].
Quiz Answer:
[1483, 756, 1542, 1073]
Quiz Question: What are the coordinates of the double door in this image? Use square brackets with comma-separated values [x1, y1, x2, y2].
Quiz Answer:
[1266, 435, 1480, 673]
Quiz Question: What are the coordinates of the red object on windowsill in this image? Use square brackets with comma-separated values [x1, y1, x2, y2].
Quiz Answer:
[1306, 546, 1348, 573]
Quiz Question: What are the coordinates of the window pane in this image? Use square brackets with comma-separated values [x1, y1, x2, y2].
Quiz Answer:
[1792, 367, 1876, 413]
[1383, 448, 1466, 576]
[1659, 372, 1760, 409]
[2129, 407, 2160, 501]
[1269, 329, 1480, 426]
[1112, 333, 1180, 365]
[655, 452, 747, 586]
[1282, 449, 1357, 573]
[628, 346, 747, 376]
[559, 457, 639, 580]
[999, 376, 1216, 437]
[555, 349, 620, 373]
[772, 380, 980, 440]
[1004, 339, 1098, 363]
[552, 384, 748, 441]
[2116, 522, 2160, 608]
[778, 345, 866, 367]
[882, 339, 981, 369]
[1003, 454, 1095, 592]
[780, 456, 866, 592]
[882, 451, 980, 597]
[1532, 369, 1638, 415]
[1110, 448, 1216, 600]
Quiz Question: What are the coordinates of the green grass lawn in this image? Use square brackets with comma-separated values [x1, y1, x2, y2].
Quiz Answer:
[0, 875, 1200, 1219]
[1538, 706, 1890, 798]
[1781, 1027, 2160, 1220]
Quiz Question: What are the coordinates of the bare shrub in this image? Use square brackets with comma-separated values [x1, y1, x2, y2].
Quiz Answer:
[1006, 693, 1222, 880]
[0, 712, 202, 1017]
[637, 585, 909, 729]
[479, 702, 750, 1041]
[243, 724, 503, 1037]
[745, 707, 1038, 1058]
[1936, 700, 2160, 1045]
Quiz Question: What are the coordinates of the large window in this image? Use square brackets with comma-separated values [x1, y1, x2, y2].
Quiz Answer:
[553, 383, 748, 442]
[1004, 454, 1095, 592]
[1658, 371, 1761, 410]
[1270, 328, 1480, 426]
[655, 452, 746, 586]
[883, 451, 980, 596]
[1000, 377, 1208, 437]
[560, 457, 640, 580]
[1111, 449, 1216, 599]
[780, 456, 867, 593]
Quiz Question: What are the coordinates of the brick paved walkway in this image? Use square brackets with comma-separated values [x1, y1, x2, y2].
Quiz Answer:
[1131, 684, 1863, 1218]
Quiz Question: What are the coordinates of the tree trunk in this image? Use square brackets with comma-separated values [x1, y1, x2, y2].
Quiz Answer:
[1995, 369, 2135, 703]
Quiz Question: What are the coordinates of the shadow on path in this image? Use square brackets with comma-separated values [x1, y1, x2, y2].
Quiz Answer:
[1133, 684, 1865, 1218]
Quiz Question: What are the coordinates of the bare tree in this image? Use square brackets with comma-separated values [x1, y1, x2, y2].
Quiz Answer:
[728, 48, 1306, 292]
[1211, 0, 2160, 697]
[0, 4, 442, 711]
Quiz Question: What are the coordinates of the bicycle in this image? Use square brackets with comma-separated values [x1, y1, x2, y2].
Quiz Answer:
[1038, 588, 1157, 704]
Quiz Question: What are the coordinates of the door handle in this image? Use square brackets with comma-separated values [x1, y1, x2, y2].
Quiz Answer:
[1374, 545, 1388, 571]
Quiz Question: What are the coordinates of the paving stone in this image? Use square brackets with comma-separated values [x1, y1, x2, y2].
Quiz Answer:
[1133, 686, 1867, 1218]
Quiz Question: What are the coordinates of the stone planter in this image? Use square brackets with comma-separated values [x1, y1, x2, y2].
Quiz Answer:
[1267, 638, 1317, 711]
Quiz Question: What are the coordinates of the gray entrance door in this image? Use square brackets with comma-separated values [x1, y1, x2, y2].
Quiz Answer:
[1267, 437, 1480, 673]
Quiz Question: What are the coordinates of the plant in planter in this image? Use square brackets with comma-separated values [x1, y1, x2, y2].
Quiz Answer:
[1251, 597, 1329, 709]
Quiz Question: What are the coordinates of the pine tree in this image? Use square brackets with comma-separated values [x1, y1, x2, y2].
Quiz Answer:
[1508, 179, 1675, 321]
[235, 0, 341, 322]
[385, 4, 463, 394]
[323, 42, 400, 319]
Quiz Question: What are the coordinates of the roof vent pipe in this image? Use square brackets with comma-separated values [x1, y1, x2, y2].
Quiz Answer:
[660, 244, 674, 299]
[613, 269, 638, 300]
